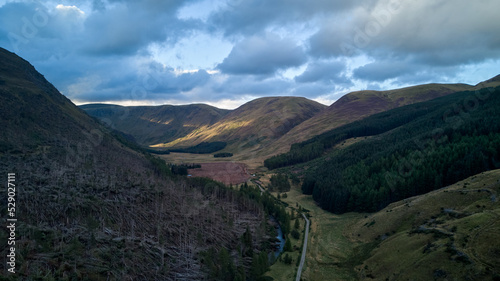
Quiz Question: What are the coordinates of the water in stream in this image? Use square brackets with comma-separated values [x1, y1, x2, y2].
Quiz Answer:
[271, 217, 286, 259]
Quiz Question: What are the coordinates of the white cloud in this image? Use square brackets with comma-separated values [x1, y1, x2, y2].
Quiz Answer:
[56, 4, 84, 15]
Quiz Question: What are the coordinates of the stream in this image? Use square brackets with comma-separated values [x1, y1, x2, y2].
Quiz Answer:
[270, 216, 286, 259]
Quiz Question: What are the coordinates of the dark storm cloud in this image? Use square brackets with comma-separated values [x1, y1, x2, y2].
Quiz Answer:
[295, 60, 349, 84]
[209, 0, 362, 36]
[217, 33, 307, 75]
[309, 0, 500, 83]
[0, 2, 52, 53]
[68, 61, 212, 103]
[352, 60, 419, 82]
[80, 1, 201, 55]
[0, 0, 212, 104]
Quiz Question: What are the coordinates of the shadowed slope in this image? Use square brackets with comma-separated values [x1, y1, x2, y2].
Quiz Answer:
[80, 103, 230, 146]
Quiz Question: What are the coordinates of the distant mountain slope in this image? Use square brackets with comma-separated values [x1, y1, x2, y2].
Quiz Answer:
[154, 96, 326, 150]
[267, 85, 500, 214]
[0, 47, 266, 280]
[80, 103, 229, 146]
[263, 83, 474, 156]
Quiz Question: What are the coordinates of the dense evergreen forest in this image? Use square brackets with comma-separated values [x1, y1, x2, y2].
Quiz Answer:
[268, 174, 291, 192]
[269, 87, 500, 214]
[169, 141, 227, 154]
[214, 152, 234, 158]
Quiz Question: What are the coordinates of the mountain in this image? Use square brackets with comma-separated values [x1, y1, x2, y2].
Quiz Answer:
[152, 96, 326, 151]
[265, 85, 500, 214]
[263, 83, 474, 156]
[0, 47, 268, 280]
[81, 76, 499, 163]
[80, 103, 230, 146]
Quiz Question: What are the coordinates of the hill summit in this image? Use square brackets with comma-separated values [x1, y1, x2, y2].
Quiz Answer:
[154, 96, 326, 149]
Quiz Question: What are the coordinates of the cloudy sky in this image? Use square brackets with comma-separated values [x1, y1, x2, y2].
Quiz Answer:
[1, 0, 499, 109]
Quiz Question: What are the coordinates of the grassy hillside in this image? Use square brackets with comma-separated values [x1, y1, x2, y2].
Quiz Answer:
[80, 103, 230, 146]
[0, 47, 268, 280]
[153, 96, 326, 151]
[276, 169, 500, 281]
[351, 169, 500, 280]
[478, 74, 500, 88]
[262, 83, 474, 157]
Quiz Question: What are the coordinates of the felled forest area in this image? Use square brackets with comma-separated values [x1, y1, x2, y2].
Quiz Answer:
[0, 138, 267, 280]
[0, 48, 277, 280]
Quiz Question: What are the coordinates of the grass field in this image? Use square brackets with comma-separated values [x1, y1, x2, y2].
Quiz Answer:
[274, 185, 366, 281]
[159, 151, 268, 171]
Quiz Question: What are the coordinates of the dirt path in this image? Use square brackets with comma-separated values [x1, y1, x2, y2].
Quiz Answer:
[252, 180, 265, 195]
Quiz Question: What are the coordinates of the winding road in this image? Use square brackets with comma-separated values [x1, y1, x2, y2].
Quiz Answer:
[296, 213, 310, 281]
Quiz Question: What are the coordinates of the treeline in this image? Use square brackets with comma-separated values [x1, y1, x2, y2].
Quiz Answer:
[144, 142, 227, 155]
[184, 179, 290, 279]
[171, 163, 201, 175]
[170, 141, 227, 154]
[239, 182, 292, 237]
[264, 95, 453, 170]
[143, 148, 170, 154]
[268, 174, 291, 192]
[214, 152, 233, 158]
[200, 247, 247, 281]
[145, 158, 289, 279]
[201, 245, 270, 281]
[299, 87, 500, 214]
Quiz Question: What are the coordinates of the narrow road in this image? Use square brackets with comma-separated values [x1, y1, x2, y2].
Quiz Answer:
[296, 213, 310, 281]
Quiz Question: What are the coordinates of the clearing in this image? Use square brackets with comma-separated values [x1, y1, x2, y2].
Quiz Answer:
[188, 162, 250, 185]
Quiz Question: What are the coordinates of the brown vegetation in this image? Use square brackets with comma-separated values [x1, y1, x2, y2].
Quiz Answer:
[188, 162, 251, 185]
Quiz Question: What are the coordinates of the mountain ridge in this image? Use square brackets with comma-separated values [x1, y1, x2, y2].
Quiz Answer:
[155, 96, 326, 149]
[260, 82, 476, 157]
[82, 76, 499, 163]
[82, 96, 327, 157]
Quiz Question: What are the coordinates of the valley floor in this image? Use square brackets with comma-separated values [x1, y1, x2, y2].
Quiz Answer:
[159, 151, 500, 280]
